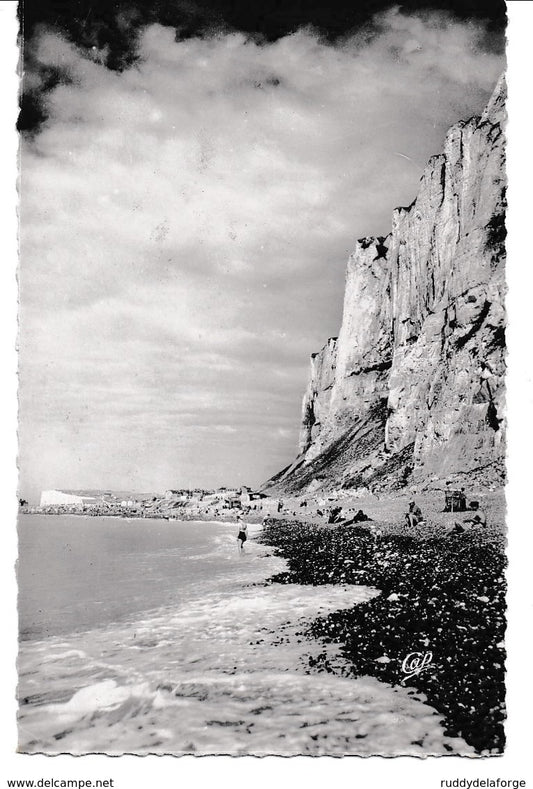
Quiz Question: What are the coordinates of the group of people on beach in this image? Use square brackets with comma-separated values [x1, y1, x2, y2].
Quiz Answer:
[235, 491, 487, 552]
[405, 497, 487, 534]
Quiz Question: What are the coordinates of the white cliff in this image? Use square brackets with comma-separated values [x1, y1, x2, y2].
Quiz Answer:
[299, 337, 338, 455]
[266, 76, 506, 494]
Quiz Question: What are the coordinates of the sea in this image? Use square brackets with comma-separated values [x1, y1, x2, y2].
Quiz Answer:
[17, 514, 473, 756]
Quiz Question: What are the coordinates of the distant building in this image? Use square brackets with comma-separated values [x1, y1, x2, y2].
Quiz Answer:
[240, 489, 268, 506]
[203, 492, 221, 503]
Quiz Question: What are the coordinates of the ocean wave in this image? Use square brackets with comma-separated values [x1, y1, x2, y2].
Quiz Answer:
[18, 526, 473, 756]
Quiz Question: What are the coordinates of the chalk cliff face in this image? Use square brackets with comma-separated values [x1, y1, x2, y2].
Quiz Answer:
[299, 337, 338, 455]
[266, 77, 506, 494]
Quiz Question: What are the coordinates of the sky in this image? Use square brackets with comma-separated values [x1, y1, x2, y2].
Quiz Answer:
[17, 1, 506, 501]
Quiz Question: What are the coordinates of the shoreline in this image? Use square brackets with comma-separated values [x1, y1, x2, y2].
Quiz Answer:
[17, 515, 475, 755]
[20, 508, 267, 525]
[18, 491, 506, 754]
[259, 515, 506, 755]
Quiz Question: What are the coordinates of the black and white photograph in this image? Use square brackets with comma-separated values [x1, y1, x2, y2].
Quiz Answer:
[4, 0, 531, 774]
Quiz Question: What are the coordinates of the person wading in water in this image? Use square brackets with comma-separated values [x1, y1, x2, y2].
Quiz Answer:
[237, 516, 248, 553]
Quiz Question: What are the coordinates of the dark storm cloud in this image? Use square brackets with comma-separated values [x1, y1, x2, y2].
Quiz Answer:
[18, 0, 506, 132]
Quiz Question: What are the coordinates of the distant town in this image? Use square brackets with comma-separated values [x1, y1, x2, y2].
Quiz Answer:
[19, 486, 372, 525]
[21, 486, 282, 521]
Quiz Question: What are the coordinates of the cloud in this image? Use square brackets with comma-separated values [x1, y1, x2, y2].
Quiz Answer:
[18, 8, 505, 498]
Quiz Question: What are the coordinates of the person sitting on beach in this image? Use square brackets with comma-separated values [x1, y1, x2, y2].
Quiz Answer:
[344, 509, 372, 526]
[328, 506, 343, 524]
[405, 501, 424, 527]
[237, 517, 248, 552]
[463, 501, 487, 528]
[448, 502, 487, 536]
